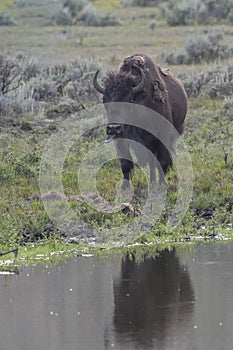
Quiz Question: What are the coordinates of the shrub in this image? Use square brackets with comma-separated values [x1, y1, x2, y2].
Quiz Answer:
[228, 8, 233, 24]
[44, 58, 100, 102]
[63, 0, 89, 17]
[121, 0, 161, 5]
[163, 0, 233, 26]
[55, 10, 73, 25]
[149, 20, 156, 30]
[98, 12, 121, 26]
[13, 0, 26, 8]
[162, 49, 188, 65]
[77, 3, 100, 26]
[0, 52, 101, 123]
[0, 51, 40, 121]
[185, 30, 231, 63]
[162, 30, 233, 65]
[0, 12, 15, 26]
[0, 51, 39, 95]
[164, 0, 200, 26]
[130, 0, 160, 5]
[77, 3, 121, 26]
[61, 0, 121, 26]
[207, 66, 233, 98]
[197, 0, 233, 24]
[179, 65, 233, 98]
[36, 59, 100, 116]
[221, 96, 233, 120]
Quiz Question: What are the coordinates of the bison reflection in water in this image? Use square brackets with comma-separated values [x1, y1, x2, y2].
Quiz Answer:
[108, 249, 195, 350]
[93, 53, 188, 188]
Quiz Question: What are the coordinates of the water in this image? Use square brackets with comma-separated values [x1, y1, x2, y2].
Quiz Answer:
[1, 242, 233, 350]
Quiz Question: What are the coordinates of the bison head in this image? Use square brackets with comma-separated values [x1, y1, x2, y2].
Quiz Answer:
[93, 68, 146, 103]
[93, 68, 146, 142]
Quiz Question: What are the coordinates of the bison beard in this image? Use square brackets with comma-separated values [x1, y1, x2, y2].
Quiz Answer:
[93, 53, 188, 189]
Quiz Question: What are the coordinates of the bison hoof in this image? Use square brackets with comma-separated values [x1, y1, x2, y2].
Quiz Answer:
[121, 179, 130, 191]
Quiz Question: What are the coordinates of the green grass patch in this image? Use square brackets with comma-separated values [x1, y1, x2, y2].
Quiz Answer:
[1, 231, 233, 273]
[0, 0, 14, 11]
[93, 0, 120, 9]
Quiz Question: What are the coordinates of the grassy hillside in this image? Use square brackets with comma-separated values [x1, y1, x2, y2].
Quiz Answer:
[0, 0, 232, 256]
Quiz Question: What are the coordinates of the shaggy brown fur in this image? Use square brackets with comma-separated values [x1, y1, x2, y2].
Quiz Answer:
[118, 53, 187, 134]
[103, 71, 142, 103]
[93, 53, 188, 186]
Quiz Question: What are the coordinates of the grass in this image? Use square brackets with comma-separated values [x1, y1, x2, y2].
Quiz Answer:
[0, 0, 233, 268]
[1, 230, 233, 273]
[93, 0, 120, 10]
[0, 0, 14, 11]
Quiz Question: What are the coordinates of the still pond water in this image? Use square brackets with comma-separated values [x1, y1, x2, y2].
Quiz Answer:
[1, 242, 233, 350]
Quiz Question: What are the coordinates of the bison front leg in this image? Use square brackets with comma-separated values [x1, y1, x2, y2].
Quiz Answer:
[116, 139, 134, 190]
[120, 158, 134, 190]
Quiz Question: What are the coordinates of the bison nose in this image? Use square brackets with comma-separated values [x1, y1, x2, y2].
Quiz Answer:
[105, 124, 122, 143]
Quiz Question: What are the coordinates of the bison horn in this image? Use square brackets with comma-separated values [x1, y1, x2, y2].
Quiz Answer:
[132, 68, 146, 95]
[93, 70, 105, 94]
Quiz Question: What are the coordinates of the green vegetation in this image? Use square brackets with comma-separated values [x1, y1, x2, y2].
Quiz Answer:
[93, 0, 119, 7]
[0, 0, 14, 11]
[121, 0, 161, 6]
[0, 0, 233, 268]
[163, 29, 233, 65]
[163, 0, 233, 26]
[54, 0, 121, 26]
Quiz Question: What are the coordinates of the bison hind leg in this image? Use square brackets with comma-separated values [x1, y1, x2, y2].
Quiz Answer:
[157, 146, 172, 176]
[148, 152, 167, 186]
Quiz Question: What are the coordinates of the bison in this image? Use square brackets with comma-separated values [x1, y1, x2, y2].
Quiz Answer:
[93, 53, 188, 189]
